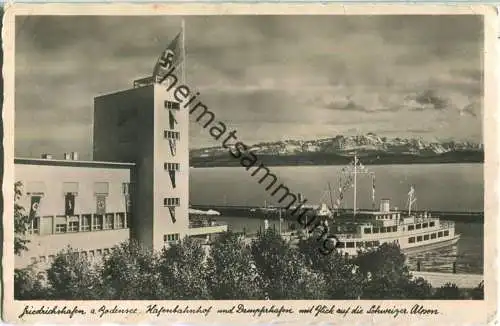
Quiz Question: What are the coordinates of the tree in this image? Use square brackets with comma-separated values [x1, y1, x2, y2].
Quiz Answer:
[405, 277, 433, 299]
[470, 281, 484, 300]
[14, 181, 30, 255]
[297, 236, 365, 299]
[101, 240, 164, 299]
[14, 266, 48, 300]
[354, 243, 425, 299]
[158, 237, 210, 299]
[433, 282, 464, 300]
[251, 228, 327, 299]
[46, 246, 102, 300]
[206, 231, 263, 299]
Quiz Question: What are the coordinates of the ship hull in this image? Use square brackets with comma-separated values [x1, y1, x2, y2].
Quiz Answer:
[402, 234, 461, 255]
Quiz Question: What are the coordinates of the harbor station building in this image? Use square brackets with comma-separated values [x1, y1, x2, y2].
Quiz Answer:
[15, 76, 227, 268]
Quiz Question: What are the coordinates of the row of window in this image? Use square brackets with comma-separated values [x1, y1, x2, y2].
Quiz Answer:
[164, 198, 180, 207]
[25, 182, 132, 195]
[164, 233, 180, 242]
[341, 240, 381, 249]
[164, 163, 180, 171]
[29, 213, 129, 236]
[31, 247, 114, 265]
[408, 221, 436, 231]
[408, 230, 450, 243]
[364, 226, 398, 234]
[375, 214, 400, 220]
[165, 131, 180, 140]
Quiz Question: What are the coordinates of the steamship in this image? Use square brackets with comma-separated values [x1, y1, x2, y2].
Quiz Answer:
[321, 155, 461, 256]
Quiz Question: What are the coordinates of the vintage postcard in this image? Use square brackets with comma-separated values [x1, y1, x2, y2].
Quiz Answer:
[1, 3, 498, 325]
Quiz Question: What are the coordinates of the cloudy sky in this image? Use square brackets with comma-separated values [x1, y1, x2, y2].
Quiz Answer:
[15, 15, 483, 159]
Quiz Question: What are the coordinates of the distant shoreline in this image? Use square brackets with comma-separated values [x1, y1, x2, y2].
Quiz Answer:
[190, 151, 484, 168]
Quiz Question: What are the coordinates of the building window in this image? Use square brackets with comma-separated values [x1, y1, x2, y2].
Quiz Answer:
[93, 215, 103, 231]
[423, 234, 429, 241]
[55, 216, 67, 233]
[103, 248, 110, 256]
[104, 214, 114, 230]
[81, 215, 91, 231]
[122, 183, 132, 195]
[431, 233, 437, 239]
[28, 217, 40, 235]
[27, 181, 46, 194]
[164, 163, 180, 171]
[373, 228, 379, 234]
[164, 130, 180, 140]
[417, 236, 423, 242]
[409, 237, 415, 243]
[438, 231, 443, 237]
[444, 230, 449, 237]
[392, 226, 397, 232]
[165, 101, 180, 110]
[68, 220, 79, 232]
[164, 197, 180, 207]
[116, 213, 125, 229]
[380, 227, 386, 233]
[39, 256, 46, 263]
[346, 242, 355, 248]
[364, 228, 371, 234]
[416, 224, 422, 230]
[94, 182, 109, 195]
[81, 251, 88, 258]
[163, 233, 180, 243]
[422, 223, 428, 228]
[430, 221, 435, 227]
[408, 225, 415, 231]
[30, 257, 37, 264]
[62, 182, 79, 194]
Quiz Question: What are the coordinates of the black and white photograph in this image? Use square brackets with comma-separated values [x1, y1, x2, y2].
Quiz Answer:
[2, 3, 497, 325]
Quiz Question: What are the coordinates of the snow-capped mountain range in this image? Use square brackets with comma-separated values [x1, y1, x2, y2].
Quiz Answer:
[190, 133, 483, 158]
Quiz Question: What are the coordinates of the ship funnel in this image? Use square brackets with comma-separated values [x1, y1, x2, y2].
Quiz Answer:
[380, 199, 390, 212]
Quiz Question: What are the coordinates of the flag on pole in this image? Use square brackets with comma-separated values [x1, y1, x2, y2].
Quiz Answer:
[65, 193, 75, 216]
[153, 31, 184, 83]
[96, 195, 106, 215]
[29, 196, 41, 219]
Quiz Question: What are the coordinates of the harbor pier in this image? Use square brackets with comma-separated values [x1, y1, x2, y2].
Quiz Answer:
[411, 271, 483, 289]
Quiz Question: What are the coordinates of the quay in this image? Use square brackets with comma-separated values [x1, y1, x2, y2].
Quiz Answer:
[411, 271, 484, 289]
[191, 204, 484, 223]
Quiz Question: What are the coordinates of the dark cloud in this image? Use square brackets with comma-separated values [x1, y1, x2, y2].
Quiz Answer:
[14, 15, 484, 154]
[410, 90, 450, 110]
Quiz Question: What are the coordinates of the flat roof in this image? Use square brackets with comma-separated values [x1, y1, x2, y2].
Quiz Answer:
[14, 157, 135, 169]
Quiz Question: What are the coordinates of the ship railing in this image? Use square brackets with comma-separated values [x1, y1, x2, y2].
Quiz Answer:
[335, 223, 456, 240]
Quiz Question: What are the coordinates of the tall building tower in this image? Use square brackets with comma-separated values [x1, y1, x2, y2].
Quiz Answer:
[93, 71, 189, 251]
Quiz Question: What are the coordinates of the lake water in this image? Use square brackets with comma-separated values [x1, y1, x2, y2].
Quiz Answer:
[190, 163, 484, 274]
[190, 163, 483, 211]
